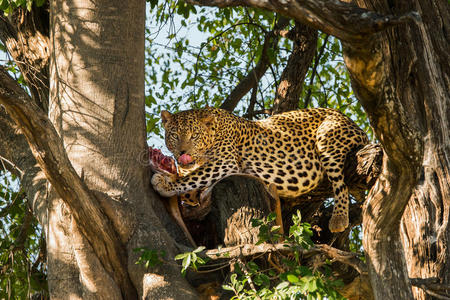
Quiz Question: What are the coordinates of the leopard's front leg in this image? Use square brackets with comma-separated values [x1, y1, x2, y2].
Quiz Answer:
[151, 172, 178, 197]
[151, 158, 240, 197]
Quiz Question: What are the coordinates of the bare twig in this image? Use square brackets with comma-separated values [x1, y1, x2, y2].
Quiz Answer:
[314, 244, 367, 275]
[237, 258, 259, 296]
[193, 21, 268, 105]
[0, 154, 24, 176]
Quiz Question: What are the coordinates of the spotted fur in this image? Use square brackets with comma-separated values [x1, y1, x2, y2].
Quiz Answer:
[151, 107, 368, 232]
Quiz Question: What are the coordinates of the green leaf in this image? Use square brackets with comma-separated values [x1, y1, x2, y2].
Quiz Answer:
[174, 253, 188, 260]
[183, 254, 191, 268]
[251, 218, 263, 227]
[193, 246, 206, 253]
[271, 225, 281, 232]
[222, 284, 234, 291]
[307, 278, 318, 292]
[267, 212, 277, 222]
[276, 281, 290, 290]
[287, 274, 299, 283]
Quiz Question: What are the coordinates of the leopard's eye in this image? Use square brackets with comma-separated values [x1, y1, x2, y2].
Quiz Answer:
[169, 133, 179, 143]
[191, 132, 199, 139]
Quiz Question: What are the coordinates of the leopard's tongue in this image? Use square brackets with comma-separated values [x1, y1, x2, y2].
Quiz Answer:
[178, 153, 193, 165]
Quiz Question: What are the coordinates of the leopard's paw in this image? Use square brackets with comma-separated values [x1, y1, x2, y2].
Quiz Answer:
[329, 214, 349, 233]
[151, 173, 177, 197]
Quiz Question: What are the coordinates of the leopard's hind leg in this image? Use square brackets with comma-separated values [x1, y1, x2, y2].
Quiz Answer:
[316, 117, 358, 232]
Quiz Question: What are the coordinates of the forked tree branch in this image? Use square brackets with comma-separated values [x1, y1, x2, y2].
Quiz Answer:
[0, 67, 136, 298]
[186, 0, 419, 43]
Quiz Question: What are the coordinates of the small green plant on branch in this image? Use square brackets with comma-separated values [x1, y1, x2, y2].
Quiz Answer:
[134, 247, 166, 269]
[174, 246, 209, 276]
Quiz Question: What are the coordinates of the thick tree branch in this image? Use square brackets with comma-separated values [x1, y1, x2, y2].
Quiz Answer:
[272, 22, 317, 114]
[0, 67, 136, 298]
[220, 17, 289, 111]
[186, 0, 419, 43]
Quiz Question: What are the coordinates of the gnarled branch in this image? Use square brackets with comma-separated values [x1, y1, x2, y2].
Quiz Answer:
[0, 7, 50, 111]
[185, 0, 419, 43]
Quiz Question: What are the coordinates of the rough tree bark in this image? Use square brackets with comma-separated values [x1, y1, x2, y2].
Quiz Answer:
[346, 1, 449, 299]
[0, 0, 199, 298]
[186, 0, 449, 299]
[0, 5, 49, 110]
[47, 0, 197, 298]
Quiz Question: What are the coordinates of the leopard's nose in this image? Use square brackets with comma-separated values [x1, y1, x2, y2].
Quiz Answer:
[180, 151, 186, 155]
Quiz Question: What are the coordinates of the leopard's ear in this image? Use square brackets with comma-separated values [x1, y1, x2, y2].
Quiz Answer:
[161, 110, 172, 127]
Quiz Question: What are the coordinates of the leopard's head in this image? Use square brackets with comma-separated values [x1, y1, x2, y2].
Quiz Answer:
[161, 109, 216, 168]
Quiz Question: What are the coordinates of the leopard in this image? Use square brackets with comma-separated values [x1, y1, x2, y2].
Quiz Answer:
[151, 107, 369, 232]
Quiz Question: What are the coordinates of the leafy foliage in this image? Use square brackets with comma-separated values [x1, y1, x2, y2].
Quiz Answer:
[145, 2, 285, 143]
[223, 264, 344, 300]
[145, 1, 372, 147]
[0, 171, 47, 299]
[0, 0, 45, 15]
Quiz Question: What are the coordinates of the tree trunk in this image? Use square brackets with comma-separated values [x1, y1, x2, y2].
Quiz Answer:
[346, 1, 449, 299]
[47, 0, 198, 298]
